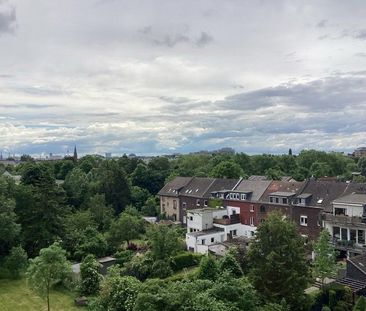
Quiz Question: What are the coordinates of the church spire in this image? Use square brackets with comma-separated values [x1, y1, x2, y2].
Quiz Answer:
[73, 146, 78, 162]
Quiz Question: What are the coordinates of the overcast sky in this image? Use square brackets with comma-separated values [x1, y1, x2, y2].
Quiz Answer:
[1, 0, 366, 156]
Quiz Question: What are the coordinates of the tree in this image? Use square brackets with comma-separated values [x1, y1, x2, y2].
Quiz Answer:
[288, 149, 292, 156]
[210, 161, 244, 179]
[27, 243, 70, 311]
[265, 168, 283, 180]
[353, 296, 366, 311]
[358, 157, 366, 176]
[313, 229, 337, 288]
[63, 167, 89, 207]
[88, 194, 114, 232]
[16, 164, 67, 256]
[74, 226, 108, 260]
[80, 254, 102, 296]
[147, 225, 181, 260]
[97, 160, 131, 214]
[141, 196, 159, 216]
[197, 255, 218, 281]
[4, 246, 28, 279]
[218, 253, 243, 277]
[98, 275, 141, 311]
[20, 154, 34, 162]
[248, 212, 309, 309]
[130, 186, 150, 210]
[0, 197, 20, 256]
[108, 213, 141, 248]
[310, 161, 332, 178]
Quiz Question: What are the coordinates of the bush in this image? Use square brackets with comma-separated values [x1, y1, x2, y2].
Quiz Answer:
[122, 254, 153, 281]
[311, 283, 352, 311]
[80, 254, 102, 296]
[4, 246, 28, 279]
[151, 260, 173, 278]
[115, 250, 133, 266]
[197, 255, 218, 281]
[170, 252, 202, 272]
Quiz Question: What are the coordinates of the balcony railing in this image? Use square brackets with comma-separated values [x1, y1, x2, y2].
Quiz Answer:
[213, 214, 240, 225]
[323, 213, 366, 227]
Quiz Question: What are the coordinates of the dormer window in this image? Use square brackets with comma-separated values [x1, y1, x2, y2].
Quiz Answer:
[282, 198, 288, 204]
[241, 194, 246, 200]
[270, 197, 273, 203]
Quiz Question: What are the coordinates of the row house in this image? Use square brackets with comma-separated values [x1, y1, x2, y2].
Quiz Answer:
[159, 177, 239, 223]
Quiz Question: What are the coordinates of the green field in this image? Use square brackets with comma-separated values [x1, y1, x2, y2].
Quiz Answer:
[0, 279, 84, 311]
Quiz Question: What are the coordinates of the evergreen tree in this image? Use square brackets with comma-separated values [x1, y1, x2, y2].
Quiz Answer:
[218, 253, 243, 277]
[197, 255, 218, 281]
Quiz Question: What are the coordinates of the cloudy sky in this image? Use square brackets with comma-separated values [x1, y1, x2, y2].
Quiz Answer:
[1, 0, 366, 156]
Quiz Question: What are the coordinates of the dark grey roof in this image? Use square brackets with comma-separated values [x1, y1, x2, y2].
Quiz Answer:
[336, 278, 366, 293]
[334, 193, 366, 205]
[181, 177, 216, 198]
[349, 254, 366, 275]
[203, 178, 240, 197]
[158, 176, 193, 196]
[248, 175, 294, 182]
[297, 193, 312, 199]
[260, 180, 305, 203]
[233, 180, 272, 201]
[297, 180, 350, 212]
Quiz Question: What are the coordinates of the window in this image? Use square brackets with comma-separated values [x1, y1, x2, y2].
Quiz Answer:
[250, 217, 254, 226]
[335, 208, 346, 216]
[341, 228, 348, 240]
[282, 198, 288, 204]
[211, 237, 214, 243]
[300, 215, 308, 226]
[182, 202, 187, 209]
[190, 228, 193, 232]
[275, 197, 279, 204]
[189, 216, 193, 221]
[251, 231, 255, 237]
[333, 226, 340, 239]
[358, 230, 365, 244]
[231, 230, 237, 236]
[202, 239, 205, 245]
[250, 205, 254, 212]
[241, 194, 246, 200]
[269, 197, 273, 203]
[260, 205, 265, 213]
[196, 199, 200, 206]
[204, 200, 208, 207]
[173, 200, 177, 209]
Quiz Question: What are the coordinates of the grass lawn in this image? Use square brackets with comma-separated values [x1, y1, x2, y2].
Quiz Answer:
[0, 279, 85, 311]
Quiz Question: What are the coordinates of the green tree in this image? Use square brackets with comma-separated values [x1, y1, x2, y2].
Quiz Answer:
[197, 255, 218, 281]
[63, 167, 89, 207]
[130, 186, 150, 210]
[210, 161, 244, 179]
[358, 157, 366, 176]
[108, 213, 141, 248]
[4, 246, 28, 279]
[80, 254, 101, 296]
[310, 161, 332, 178]
[313, 229, 337, 288]
[248, 212, 309, 309]
[265, 168, 283, 180]
[147, 225, 181, 260]
[0, 197, 20, 256]
[27, 243, 70, 311]
[141, 196, 159, 216]
[88, 194, 114, 232]
[74, 226, 108, 260]
[218, 253, 243, 277]
[353, 296, 366, 311]
[97, 160, 131, 214]
[98, 275, 141, 311]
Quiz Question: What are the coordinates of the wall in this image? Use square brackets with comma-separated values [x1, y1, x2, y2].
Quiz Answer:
[160, 195, 179, 221]
[186, 231, 227, 254]
[292, 205, 322, 241]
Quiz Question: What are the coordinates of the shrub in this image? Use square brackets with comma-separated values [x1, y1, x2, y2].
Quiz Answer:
[197, 255, 218, 281]
[4, 246, 28, 279]
[170, 252, 202, 271]
[151, 260, 173, 279]
[122, 254, 153, 281]
[115, 250, 133, 266]
[80, 254, 102, 296]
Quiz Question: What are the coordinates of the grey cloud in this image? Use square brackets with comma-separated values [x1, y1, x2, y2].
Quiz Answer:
[159, 96, 192, 104]
[11, 86, 68, 96]
[316, 19, 327, 28]
[0, 5, 15, 35]
[195, 32, 213, 47]
[140, 26, 213, 48]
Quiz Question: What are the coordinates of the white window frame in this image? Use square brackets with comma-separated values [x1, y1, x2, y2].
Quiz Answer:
[250, 204, 254, 212]
[300, 215, 308, 226]
[250, 216, 254, 226]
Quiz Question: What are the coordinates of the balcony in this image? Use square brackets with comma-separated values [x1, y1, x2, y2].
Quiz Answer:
[213, 214, 240, 225]
[323, 213, 366, 228]
[332, 238, 366, 254]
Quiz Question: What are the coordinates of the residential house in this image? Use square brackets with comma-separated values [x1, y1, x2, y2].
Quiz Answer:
[158, 177, 193, 221]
